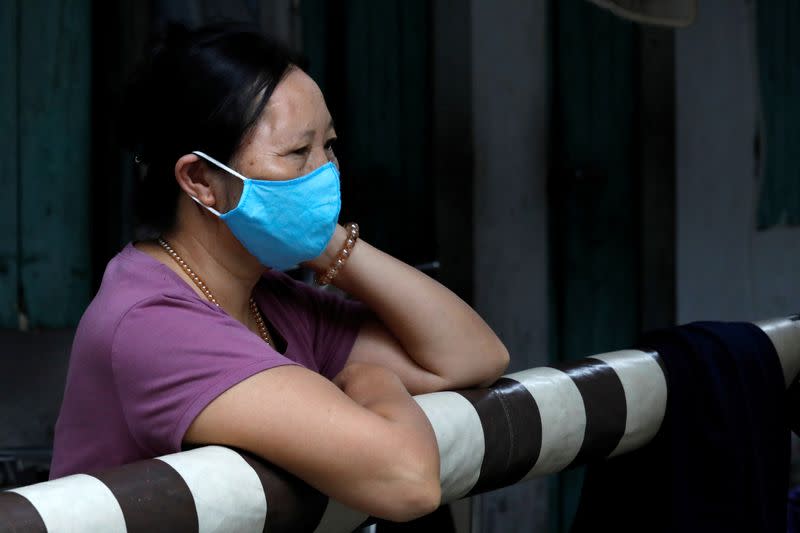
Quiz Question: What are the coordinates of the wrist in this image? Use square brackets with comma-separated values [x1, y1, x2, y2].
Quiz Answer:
[323, 224, 349, 264]
[312, 222, 360, 286]
[304, 224, 347, 272]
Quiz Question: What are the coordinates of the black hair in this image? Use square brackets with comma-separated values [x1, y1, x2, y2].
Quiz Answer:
[122, 23, 298, 233]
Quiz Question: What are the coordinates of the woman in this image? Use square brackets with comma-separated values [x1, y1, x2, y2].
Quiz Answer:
[50, 25, 509, 522]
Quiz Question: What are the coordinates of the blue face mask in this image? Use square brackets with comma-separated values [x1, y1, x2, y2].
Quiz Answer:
[190, 150, 341, 270]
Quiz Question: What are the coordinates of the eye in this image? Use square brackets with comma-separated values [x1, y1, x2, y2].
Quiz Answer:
[290, 145, 310, 156]
[324, 138, 337, 152]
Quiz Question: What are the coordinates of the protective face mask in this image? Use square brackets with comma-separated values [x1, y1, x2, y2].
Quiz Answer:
[190, 150, 341, 270]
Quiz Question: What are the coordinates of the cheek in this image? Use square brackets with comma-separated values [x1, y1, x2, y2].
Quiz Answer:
[237, 147, 301, 180]
[223, 178, 245, 210]
[261, 156, 307, 180]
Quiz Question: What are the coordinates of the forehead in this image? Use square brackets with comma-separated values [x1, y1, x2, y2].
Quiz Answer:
[249, 68, 331, 145]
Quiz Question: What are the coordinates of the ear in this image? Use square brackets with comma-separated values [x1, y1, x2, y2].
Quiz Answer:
[174, 153, 218, 209]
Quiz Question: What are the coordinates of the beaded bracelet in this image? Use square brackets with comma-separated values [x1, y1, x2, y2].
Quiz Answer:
[315, 222, 359, 286]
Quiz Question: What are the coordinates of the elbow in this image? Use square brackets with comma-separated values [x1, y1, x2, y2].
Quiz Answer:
[373, 448, 441, 522]
[494, 342, 511, 376]
[477, 340, 510, 388]
[402, 479, 442, 521]
[381, 476, 441, 522]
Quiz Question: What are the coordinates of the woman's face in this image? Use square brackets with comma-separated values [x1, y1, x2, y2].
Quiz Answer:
[213, 68, 338, 212]
[241, 68, 338, 177]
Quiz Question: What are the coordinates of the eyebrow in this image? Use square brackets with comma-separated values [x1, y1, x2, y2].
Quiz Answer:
[294, 119, 336, 142]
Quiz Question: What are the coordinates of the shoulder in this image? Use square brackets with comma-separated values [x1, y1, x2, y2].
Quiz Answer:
[72, 243, 201, 355]
[97, 242, 199, 307]
[75, 241, 258, 379]
[109, 289, 250, 364]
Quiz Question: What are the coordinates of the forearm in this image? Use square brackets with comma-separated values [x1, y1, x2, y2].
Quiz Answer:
[333, 362, 441, 499]
[315, 226, 509, 388]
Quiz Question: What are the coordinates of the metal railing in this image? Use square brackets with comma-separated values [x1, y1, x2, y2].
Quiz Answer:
[0, 315, 797, 533]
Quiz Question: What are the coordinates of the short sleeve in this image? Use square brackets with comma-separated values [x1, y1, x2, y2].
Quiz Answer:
[110, 294, 300, 456]
[266, 272, 373, 380]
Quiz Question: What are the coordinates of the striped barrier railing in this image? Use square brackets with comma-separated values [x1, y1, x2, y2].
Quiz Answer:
[1, 316, 798, 532]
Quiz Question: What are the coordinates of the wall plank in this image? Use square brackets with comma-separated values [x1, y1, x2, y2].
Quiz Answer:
[639, 27, 676, 332]
[676, 0, 800, 323]
[338, 0, 434, 266]
[551, 1, 638, 530]
[19, 0, 91, 328]
[432, 0, 474, 304]
[299, 0, 329, 90]
[756, 0, 800, 228]
[0, 0, 19, 328]
[470, 0, 552, 530]
[553, 1, 638, 357]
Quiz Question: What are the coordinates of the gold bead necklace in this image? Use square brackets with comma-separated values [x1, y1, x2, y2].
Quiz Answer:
[157, 238, 274, 348]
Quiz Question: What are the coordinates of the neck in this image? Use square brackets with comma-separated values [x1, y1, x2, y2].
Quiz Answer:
[161, 224, 264, 322]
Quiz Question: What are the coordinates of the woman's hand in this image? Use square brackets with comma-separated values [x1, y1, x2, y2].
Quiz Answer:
[333, 362, 411, 411]
[308, 224, 510, 393]
[302, 224, 349, 273]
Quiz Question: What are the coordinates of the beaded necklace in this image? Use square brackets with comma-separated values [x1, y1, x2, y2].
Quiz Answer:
[157, 238, 274, 348]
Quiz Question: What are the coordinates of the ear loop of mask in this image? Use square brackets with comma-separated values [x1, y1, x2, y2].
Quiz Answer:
[189, 150, 249, 217]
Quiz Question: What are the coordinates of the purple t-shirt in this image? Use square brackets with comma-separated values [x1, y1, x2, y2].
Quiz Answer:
[50, 242, 369, 479]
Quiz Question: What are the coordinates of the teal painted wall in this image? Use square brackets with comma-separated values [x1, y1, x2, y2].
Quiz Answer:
[0, 0, 92, 329]
[550, 0, 639, 530]
[0, 0, 20, 328]
[756, 0, 800, 229]
[301, 0, 433, 267]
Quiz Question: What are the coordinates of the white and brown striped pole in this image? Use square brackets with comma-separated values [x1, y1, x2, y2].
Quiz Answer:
[2, 316, 798, 533]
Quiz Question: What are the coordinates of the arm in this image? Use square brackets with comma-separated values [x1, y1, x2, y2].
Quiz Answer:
[306, 226, 510, 394]
[184, 362, 441, 522]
